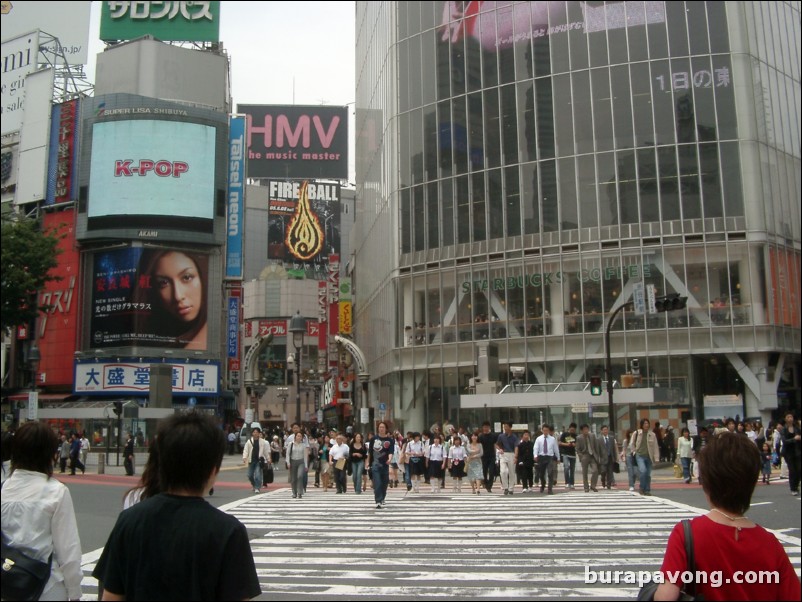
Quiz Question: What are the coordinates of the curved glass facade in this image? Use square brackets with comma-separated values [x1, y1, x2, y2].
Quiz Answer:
[355, 1, 801, 433]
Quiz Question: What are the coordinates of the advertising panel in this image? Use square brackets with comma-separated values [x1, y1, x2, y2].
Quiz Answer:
[227, 294, 239, 359]
[91, 246, 210, 350]
[1, 30, 38, 136]
[46, 99, 80, 205]
[769, 248, 801, 328]
[74, 359, 219, 396]
[36, 209, 80, 387]
[225, 116, 246, 279]
[1, 1, 92, 65]
[239, 105, 348, 180]
[15, 67, 55, 204]
[100, 0, 220, 43]
[266, 179, 341, 278]
[88, 119, 215, 219]
[438, 1, 666, 50]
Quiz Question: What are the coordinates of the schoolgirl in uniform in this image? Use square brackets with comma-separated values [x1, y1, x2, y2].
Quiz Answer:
[448, 435, 468, 492]
[426, 435, 446, 493]
[406, 433, 425, 492]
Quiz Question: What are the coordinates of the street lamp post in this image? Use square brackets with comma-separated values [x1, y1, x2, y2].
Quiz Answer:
[288, 311, 305, 425]
[604, 301, 634, 440]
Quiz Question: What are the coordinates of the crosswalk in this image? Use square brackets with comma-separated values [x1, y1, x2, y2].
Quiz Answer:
[78, 487, 801, 600]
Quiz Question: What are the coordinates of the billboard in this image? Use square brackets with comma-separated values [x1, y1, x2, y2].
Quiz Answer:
[88, 119, 216, 219]
[36, 209, 81, 387]
[439, 1, 666, 50]
[90, 246, 210, 350]
[239, 105, 348, 180]
[1, 30, 38, 136]
[1, 1, 92, 65]
[225, 116, 245, 279]
[74, 359, 219, 396]
[266, 180, 340, 278]
[100, 0, 220, 43]
[15, 67, 55, 204]
[46, 99, 80, 205]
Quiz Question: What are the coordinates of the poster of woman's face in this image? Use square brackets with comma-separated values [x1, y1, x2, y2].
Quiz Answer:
[90, 247, 209, 350]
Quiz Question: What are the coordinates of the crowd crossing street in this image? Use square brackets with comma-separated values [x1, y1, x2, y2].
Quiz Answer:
[75, 485, 802, 600]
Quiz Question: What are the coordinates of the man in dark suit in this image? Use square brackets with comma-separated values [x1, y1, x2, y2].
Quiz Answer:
[576, 424, 601, 492]
[599, 424, 620, 489]
[123, 431, 135, 476]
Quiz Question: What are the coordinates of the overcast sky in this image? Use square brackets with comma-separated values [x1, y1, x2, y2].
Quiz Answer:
[87, 1, 357, 108]
[85, 1, 357, 181]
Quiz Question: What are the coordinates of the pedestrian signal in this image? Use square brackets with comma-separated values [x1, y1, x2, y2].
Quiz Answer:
[590, 376, 603, 396]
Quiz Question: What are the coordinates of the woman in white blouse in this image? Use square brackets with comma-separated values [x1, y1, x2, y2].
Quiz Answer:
[1, 421, 83, 601]
[425, 435, 446, 493]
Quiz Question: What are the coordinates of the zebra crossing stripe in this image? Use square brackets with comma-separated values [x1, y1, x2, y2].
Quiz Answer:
[78, 489, 801, 600]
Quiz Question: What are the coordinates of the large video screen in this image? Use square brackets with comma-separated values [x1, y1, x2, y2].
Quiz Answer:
[88, 120, 215, 220]
[91, 246, 210, 351]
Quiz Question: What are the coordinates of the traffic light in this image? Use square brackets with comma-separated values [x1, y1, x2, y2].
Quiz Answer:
[654, 293, 688, 312]
[590, 376, 603, 396]
[113, 401, 123, 416]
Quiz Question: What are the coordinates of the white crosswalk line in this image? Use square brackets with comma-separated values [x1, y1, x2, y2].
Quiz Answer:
[77, 488, 801, 600]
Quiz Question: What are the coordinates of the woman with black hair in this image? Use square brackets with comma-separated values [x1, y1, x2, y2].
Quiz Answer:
[132, 249, 209, 350]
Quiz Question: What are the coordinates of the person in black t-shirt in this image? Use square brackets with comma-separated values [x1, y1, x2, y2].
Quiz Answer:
[93, 412, 261, 601]
[478, 421, 499, 492]
[368, 421, 395, 509]
[559, 423, 578, 490]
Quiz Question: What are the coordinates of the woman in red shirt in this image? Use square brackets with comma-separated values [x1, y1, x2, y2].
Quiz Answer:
[655, 432, 800, 601]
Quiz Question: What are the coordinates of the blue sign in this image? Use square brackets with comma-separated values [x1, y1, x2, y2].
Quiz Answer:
[378, 402, 386, 412]
[227, 296, 239, 358]
[225, 116, 245, 279]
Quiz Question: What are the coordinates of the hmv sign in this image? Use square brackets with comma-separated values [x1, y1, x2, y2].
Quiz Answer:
[238, 104, 348, 180]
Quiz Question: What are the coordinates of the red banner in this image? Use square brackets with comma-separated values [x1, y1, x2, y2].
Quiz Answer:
[328, 254, 340, 371]
[37, 210, 80, 386]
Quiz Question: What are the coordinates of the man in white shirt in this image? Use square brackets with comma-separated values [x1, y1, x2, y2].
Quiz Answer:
[329, 434, 350, 494]
[534, 424, 560, 494]
[80, 433, 91, 465]
[241, 427, 270, 493]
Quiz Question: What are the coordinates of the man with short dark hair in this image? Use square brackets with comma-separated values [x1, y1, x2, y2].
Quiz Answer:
[123, 431, 135, 476]
[576, 424, 601, 493]
[559, 423, 577, 490]
[534, 424, 559, 494]
[598, 425, 619, 489]
[496, 422, 519, 495]
[242, 426, 270, 493]
[93, 412, 261, 600]
[478, 421, 498, 492]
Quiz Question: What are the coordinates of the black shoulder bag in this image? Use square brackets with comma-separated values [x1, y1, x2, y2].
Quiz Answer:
[1, 478, 53, 601]
[1, 539, 52, 602]
[637, 519, 702, 601]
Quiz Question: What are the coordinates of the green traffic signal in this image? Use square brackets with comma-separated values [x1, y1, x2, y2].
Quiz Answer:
[590, 376, 603, 396]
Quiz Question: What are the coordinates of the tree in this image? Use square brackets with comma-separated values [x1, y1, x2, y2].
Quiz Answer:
[1, 217, 62, 332]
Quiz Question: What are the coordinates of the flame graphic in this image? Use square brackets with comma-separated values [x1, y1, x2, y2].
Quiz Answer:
[286, 181, 323, 261]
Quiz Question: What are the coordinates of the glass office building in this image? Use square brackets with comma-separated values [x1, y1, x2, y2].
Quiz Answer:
[353, 1, 800, 432]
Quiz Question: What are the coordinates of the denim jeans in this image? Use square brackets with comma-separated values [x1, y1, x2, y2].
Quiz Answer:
[563, 455, 576, 486]
[352, 460, 365, 493]
[371, 462, 389, 504]
[247, 461, 263, 490]
[626, 453, 640, 488]
[680, 457, 692, 480]
[636, 454, 653, 492]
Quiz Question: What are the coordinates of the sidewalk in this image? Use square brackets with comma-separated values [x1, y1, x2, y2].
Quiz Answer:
[81, 451, 254, 476]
